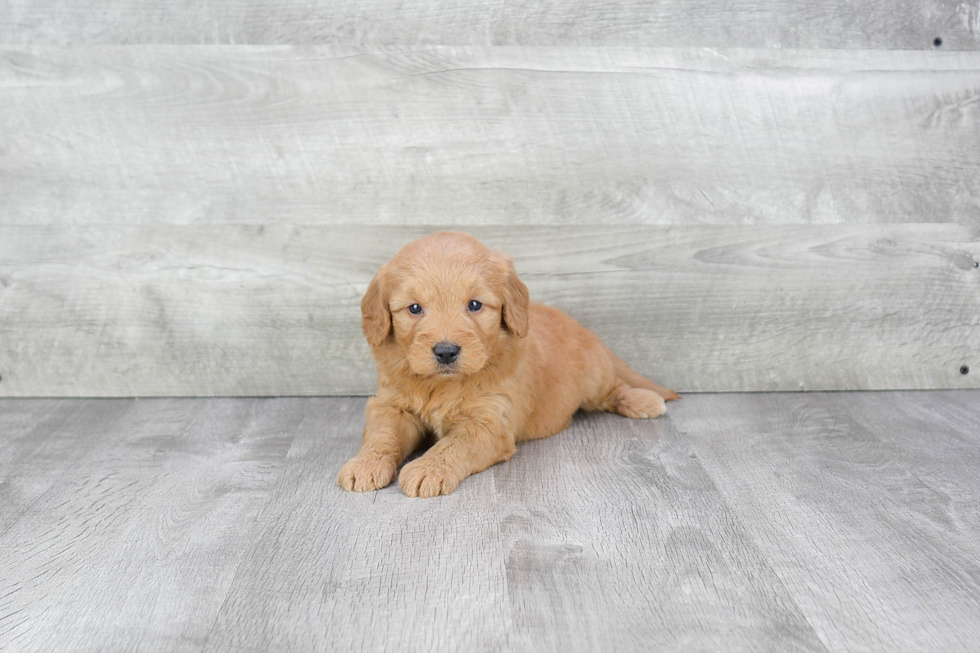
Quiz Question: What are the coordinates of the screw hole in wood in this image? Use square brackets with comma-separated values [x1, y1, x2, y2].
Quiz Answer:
[961, 365, 970, 375]
[933, 37, 943, 47]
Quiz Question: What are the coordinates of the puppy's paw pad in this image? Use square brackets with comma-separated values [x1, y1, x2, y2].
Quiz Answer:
[399, 459, 460, 498]
[337, 452, 398, 492]
[616, 388, 667, 419]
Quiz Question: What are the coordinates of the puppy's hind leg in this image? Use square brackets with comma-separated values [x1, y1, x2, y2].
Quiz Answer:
[607, 382, 667, 419]
[597, 347, 673, 419]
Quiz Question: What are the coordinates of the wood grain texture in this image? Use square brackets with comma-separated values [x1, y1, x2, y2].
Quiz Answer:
[1, 0, 978, 49]
[0, 223, 976, 397]
[0, 397, 299, 652]
[669, 392, 980, 653]
[494, 412, 827, 652]
[833, 391, 980, 541]
[2, 47, 979, 227]
[3, 393, 979, 651]
[0, 399, 133, 533]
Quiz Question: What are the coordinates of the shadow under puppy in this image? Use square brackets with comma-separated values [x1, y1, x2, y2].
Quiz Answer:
[338, 232, 678, 498]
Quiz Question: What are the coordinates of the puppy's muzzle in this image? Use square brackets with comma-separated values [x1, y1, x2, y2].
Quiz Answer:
[433, 342, 461, 366]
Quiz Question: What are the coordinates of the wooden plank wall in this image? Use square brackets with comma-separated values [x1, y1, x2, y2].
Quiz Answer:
[0, 6, 978, 396]
[2, 1, 979, 49]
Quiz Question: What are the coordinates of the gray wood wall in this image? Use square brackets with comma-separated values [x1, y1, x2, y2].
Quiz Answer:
[1, 5, 978, 396]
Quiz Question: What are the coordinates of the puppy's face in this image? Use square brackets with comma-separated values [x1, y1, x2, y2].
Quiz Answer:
[361, 232, 529, 378]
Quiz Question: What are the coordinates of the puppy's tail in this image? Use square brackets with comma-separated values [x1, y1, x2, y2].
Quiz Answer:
[610, 351, 680, 401]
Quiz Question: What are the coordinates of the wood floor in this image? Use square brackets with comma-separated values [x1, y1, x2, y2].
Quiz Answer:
[1, 391, 978, 652]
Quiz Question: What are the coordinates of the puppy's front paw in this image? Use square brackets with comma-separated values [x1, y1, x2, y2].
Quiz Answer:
[399, 457, 461, 498]
[337, 452, 398, 492]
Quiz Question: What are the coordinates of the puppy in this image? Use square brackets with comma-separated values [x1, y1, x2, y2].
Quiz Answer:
[338, 232, 678, 498]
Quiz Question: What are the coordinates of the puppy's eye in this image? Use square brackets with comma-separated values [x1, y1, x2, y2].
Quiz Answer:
[467, 300, 483, 312]
[408, 303, 423, 315]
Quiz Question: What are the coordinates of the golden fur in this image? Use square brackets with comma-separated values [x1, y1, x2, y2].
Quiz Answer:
[338, 232, 678, 497]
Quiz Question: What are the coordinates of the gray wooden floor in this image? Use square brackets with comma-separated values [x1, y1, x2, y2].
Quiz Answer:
[1, 391, 979, 652]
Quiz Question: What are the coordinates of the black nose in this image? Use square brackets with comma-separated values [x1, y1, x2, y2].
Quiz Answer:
[433, 342, 461, 365]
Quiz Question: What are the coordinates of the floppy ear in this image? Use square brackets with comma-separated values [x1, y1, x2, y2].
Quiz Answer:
[361, 265, 392, 347]
[494, 253, 529, 338]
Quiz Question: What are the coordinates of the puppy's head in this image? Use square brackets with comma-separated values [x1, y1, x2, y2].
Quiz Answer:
[361, 232, 529, 378]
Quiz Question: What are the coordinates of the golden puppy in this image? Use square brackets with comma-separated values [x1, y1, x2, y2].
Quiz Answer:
[338, 232, 678, 498]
